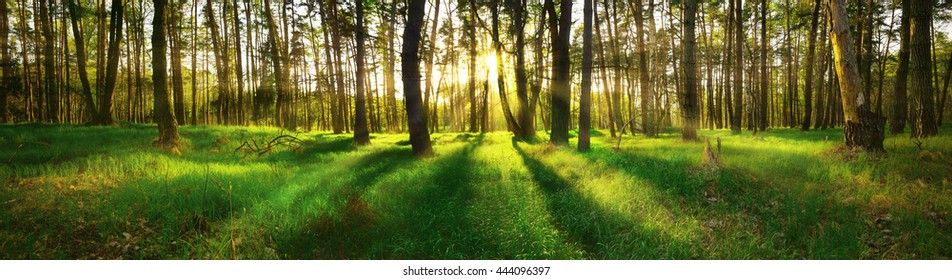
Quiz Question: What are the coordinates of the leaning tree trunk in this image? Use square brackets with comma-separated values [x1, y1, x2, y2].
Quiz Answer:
[353, 0, 370, 145]
[402, 0, 433, 157]
[826, 0, 884, 152]
[153, 0, 180, 145]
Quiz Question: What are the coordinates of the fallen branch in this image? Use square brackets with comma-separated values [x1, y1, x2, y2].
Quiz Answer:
[233, 133, 304, 159]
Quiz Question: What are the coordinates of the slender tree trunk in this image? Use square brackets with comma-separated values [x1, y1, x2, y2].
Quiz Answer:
[97, 0, 124, 125]
[731, 0, 743, 133]
[759, 0, 769, 131]
[681, 0, 698, 140]
[153, 0, 180, 144]
[0, 0, 9, 122]
[232, 0, 244, 125]
[40, 0, 56, 122]
[402, 0, 433, 156]
[633, 0, 653, 136]
[170, 0, 185, 125]
[491, 2, 520, 133]
[547, 0, 571, 145]
[353, 0, 370, 145]
[890, 0, 910, 135]
[826, 0, 884, 152]
[579, 0, 593, 150]
[191, 0, 198, 125]
[801, 0, 821, 131]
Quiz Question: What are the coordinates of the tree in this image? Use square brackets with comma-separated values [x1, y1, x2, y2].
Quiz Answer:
[67, 0, 122, 125]
[731, 0, 743, 134]
[909, 0, 938, 138]
[0, 0, 9, 122]
[681, 0, 698, 140]
[579, 0, 593, 151]
[802, 0, 821, 131]
[548, 0, 572, 146]
[402, 0, 433, 157]
[826, 0, 884, 152]
[353, 0, 370, 145]
[170, 0, 185, 125]
[153, 0, 181, 145]
[512, 0, 534, 137]
[39, 0, 55, 122]
[890, 0, 910, 135]
[634, 0, 654, 137]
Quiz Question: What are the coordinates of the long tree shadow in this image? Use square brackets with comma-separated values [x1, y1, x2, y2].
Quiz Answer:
[582, 148, 866, 259]
[364, 136, 501, 259]
[271, 146, 417, 259]
[512, 140, 694, 259]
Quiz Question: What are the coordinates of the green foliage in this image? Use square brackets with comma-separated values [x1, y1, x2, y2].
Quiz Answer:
[0, 124, 950, 259]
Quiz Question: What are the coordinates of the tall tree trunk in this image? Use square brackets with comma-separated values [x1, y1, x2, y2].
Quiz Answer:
[467, 0, 477, 133]
[40, 0, 55, 121]
[731, 0, 743, 133]
[826, 0, 884, 152]
[513, 0, 534, 137]
[939, 51, 952, 126]
[402, 0, 433, 156]
[170, 0, 185, 125]
[548, 0, 571, 145]
[909, 0, 937, 138]
[153, 0, 180, 144]
[191, 0, 198, 125]
[633, 0, 653, 136]
[423, 0, 441, 134]
[579, 0, 593, 150]
[66, 0, 97, 121]
[232, 0, 244, 125]
[353, 0, 370, 145]
[491, 2, 520, 133]
[0, 0, 9, 122]
[802, 0, 821, 131]
[330, 0, 346, 133]
[681, 0, 698, 140]
[98, 0, 124, 125]
[890, 0, 910, 135]
[205, 0, 231, 125]
[760, 0, 769, 131]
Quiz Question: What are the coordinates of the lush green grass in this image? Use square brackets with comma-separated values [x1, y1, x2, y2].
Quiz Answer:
[1, 123, 950, 259]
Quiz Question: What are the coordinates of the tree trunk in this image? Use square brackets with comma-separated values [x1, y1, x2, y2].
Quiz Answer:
[513, 0, 534, 137]
[0, 0, 9, 122]
[890, 0, 910, 135]
[39, 0, 55, 122]
[353, 0, 370, 145]
[491, 2, 520, 133]
[731, 0, 742, 134]
[909, 0, 937, 138]
[826, 0, 884, 152]
[97, 0, 123, 125]
[170, 0, 185, 125]
[232, 0, 244, 125]
[467, 0, 478, 133]
[548, 0, 571, 145]
[633, 0, 653, 136]
[802, 0, 821, 131]
[402, 0, 433, 157]
[153, 0, 180, 145]
[681, 0, 698, 140]
[579, 0, 593, 151]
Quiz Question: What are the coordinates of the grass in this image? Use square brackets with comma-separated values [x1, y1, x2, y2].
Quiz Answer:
[0, 123, 950, 259]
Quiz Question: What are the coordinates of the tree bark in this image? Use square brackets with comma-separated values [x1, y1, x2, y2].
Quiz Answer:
[402, 0, 433, 156]
[681, 0, 698, 140]
[548, 0, 571, 145]
[353, 0, 370, 145]
[579, 0, 593, 150]
[153, 0, 180, 144]
[802, 0, 821, 131]
[890, 0, 910, 135]
[633, 0, 653, 136]
[731, 0, 743, 134]
[909, 0, 937, 138]
[826, 0, 884, 152]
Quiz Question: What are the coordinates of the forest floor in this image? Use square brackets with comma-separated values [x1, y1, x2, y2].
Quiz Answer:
[1, 123, 950, 259]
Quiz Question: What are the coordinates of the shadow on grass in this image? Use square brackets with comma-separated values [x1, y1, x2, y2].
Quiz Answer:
[512, 140, 696, 259]
[271, 146, 417, 259]
[582, 147, 866, 259]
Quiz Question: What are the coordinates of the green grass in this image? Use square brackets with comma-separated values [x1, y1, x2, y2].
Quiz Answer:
[1, 123, 950, 259]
